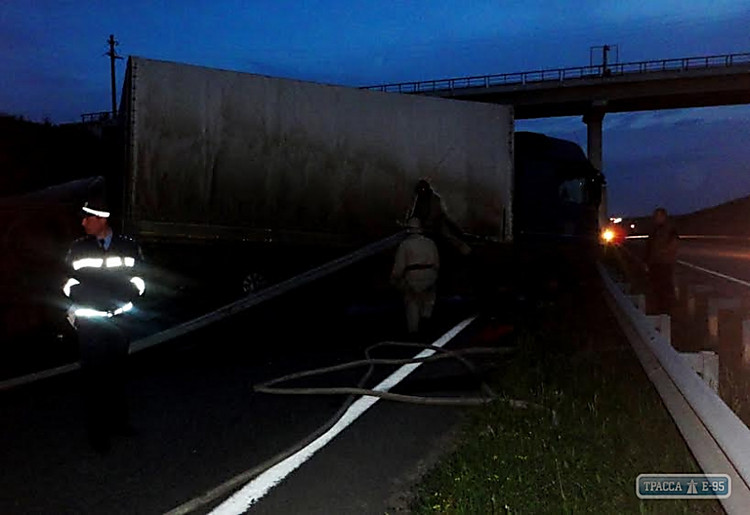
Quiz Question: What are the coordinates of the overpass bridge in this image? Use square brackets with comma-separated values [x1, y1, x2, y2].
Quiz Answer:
[364, 52, 750, 177]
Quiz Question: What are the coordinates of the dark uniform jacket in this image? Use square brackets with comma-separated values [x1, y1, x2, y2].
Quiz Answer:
[411, 190, 447, 235]
[646, 223, 679, 265]
[63, 234, 145, 315]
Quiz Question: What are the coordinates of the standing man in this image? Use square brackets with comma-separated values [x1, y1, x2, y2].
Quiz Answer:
[391, 218, 440, 336]
[645, 207, 679, 314]
[62, 190, 145, 452]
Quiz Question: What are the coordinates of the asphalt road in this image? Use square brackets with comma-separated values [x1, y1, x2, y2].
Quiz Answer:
[0, 250, 510, 514]
[628, 237, 750, 295]
[677, 239, 750, 283]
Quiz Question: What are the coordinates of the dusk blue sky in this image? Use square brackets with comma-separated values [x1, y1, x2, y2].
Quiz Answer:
[2, 1, 750, 216]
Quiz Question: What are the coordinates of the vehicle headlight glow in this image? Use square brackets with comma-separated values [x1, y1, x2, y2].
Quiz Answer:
[601, 229, 616, 243]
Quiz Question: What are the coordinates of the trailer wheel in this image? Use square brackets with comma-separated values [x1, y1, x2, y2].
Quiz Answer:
[242, 272, 268, 295]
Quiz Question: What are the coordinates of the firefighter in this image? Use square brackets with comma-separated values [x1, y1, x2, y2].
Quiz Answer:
[62, 193, 145, 452]
[391, 217, 440, 336]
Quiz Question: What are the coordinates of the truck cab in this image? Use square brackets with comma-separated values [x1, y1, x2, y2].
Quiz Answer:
[513, 131, 604, 241]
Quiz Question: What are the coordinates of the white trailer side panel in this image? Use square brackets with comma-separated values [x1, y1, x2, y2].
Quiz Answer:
[123, 57, 513, 245]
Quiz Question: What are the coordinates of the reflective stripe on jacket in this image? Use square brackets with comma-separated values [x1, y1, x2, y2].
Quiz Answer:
[63, 234, 145, 317]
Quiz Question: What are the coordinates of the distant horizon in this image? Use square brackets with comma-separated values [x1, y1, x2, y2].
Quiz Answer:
[622, 188, 750, 219]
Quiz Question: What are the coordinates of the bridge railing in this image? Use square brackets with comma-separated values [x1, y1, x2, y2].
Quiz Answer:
[364, 52, 750, 94]
[80, 111, 115, 124]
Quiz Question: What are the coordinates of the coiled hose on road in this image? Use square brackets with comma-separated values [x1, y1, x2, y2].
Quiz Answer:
[256, 340, 532, 407]
[166, 333, 555, 515]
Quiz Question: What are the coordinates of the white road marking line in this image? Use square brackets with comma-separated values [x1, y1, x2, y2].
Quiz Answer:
[678, 260, 750, 289]
[209, 316, 477, 515]
[626, 235, 750, 241]
[678, 235, 750, 241]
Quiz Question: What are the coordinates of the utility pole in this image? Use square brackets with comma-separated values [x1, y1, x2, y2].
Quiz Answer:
[105, 34, 123, 118]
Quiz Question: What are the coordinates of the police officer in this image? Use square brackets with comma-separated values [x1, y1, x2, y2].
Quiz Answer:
[62, 192, 145, 452]
[391, 218, 440, 336]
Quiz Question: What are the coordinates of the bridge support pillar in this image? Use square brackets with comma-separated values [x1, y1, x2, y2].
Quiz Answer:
[583, 110, 604, 170]
[584, 109, 606, 228]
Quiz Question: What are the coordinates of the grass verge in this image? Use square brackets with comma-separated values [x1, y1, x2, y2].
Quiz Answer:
[409, 260, 723, 514]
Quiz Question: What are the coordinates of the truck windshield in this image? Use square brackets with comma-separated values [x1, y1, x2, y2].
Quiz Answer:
[559, 178, 586, 204]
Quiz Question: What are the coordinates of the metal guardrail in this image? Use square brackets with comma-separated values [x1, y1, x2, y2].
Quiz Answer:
[364, 52, 750, 94]
[598, 262, 750, 513]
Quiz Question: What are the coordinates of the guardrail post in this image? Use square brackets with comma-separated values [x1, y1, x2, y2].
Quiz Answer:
[703, 351, 719, 392]
[680, 351, 720, 392]
[716, 307, 743, 361]
[708, 297, 742, 343]
[687, 284, 713, 318]
[629, 294, 646, 313]
[648, 314, 671, 345]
